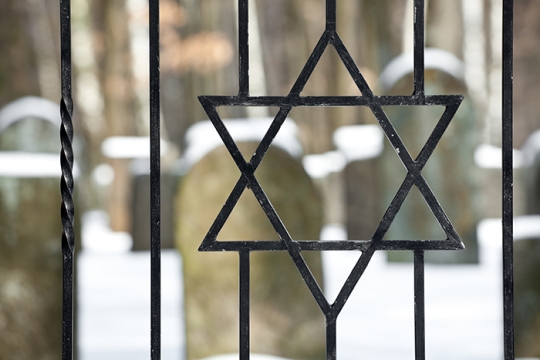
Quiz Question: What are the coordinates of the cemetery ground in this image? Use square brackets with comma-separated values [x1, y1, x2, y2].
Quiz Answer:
[78, 213, 503, 360]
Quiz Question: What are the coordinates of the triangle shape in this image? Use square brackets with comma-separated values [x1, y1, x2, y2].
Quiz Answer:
[217, 188, 280, 242]
[278, 236, 378, 316]
[289, 31, 373, 97]
[383, 185, 447, 242]
[380, 105, 447, 161]
[300, 44, 362, 97]
[211, 106, 287, 162]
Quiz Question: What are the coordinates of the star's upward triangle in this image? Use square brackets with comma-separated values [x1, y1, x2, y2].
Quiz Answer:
[288, 30, 374, 97]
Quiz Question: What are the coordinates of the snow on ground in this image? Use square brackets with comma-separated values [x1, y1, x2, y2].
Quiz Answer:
[78, 213, 509, 360]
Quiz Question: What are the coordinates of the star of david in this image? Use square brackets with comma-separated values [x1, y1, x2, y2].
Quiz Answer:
[197, 0, 465, 355]
[197, 28, 464, 252]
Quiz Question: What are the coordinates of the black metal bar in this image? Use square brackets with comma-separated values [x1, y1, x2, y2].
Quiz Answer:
[200, 97, 249, 171]
[371, 173, 415, 241]
[326, 0, 336, 31]
[60, 0, 75, 359]
[199, 95, 463, 107]
[201, 239, 465, 252]
[149, 0, 161, 358]
[198, 0, 472, 355]
[239, 251, 250, 360]
[413, 0, 425, 96]
[502, 0, 515, 358]
[414, 250, 426, 360]
[414, 177, 462, 246]
[246, 173, 331, 314]
[238, 0, 249, 96]
[332, 247, 376, 315]
[326, 319, 337, 360]
[200, 176, 248, 251]
[250, 107, 291, 169]
[332, 34, 373, 97]
[289, 31, 332, 96]
[415, 102, 463, 165]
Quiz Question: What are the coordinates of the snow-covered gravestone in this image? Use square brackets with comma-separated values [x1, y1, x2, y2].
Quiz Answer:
[336, 125, 384, 240]
[378, 49, 480, 263]
[101, 137, 178, 251]
[175, 119, 326, 360]
[0, 97, 78, 359]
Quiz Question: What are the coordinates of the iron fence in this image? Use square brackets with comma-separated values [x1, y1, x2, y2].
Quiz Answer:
[59, 0, 515, 359]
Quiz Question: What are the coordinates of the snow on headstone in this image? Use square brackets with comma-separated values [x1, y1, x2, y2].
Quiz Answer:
[179, 118, 302, 174]
[333, 125, 384, 240]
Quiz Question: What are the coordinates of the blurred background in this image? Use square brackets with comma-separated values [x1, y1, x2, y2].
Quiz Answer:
[2, 0, 540, 359]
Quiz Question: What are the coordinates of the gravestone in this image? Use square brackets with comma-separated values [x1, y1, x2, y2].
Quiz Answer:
[175, 119, 325, 360]
[129, 159, 178, 251]
[0, 97, 79, 359]
[101, 137, 178, 251]
[514, 131, 540, 356]
[334, 125, 384, 240]
[513, 236, 540, 356]
[378, 49, 480, 263]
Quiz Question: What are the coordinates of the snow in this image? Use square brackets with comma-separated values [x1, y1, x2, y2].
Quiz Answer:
[0, 96, 61, 131]
[478, 215, 540, 243]
[521, 129, 540, 167]
[78, 211, 183, 360]
[101, 136, 169, 159]
[302, 151, 347, 179]
[0, 151, 80, 178]
[474, 143, 523, 169]
[77, 211, 512, 360]
[379, 48, 465, 91]
[179, 118, 302, 174]
[333, 124, 384, 162]
[303, 125, 384, 179]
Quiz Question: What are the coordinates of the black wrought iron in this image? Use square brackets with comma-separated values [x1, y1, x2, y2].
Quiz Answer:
[502, 0, 515, 358]
[198, 1, 473, 359]
[149, 0, 161, 358]
[413, 250, 425, 359]
[59, 0, 162, 356]
[57, 0, 515, 358]
[60, 0, 75, 359]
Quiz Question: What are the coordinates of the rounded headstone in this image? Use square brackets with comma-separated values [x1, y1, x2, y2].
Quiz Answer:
[0, 154, 63, 359]
[379, 49, 480, 263]
[176, 142, 325, 360]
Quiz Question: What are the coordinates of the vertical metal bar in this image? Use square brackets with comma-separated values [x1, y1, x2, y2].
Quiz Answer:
[238, 0, 249, 96]
[149, 0, 161, 358]
[413, 0, 425, 96]
[326, 0, 336, 31]
[502, 0, 514, 358]
[326, 319, 337, 360]
[414, 250, 425, 360]
[60, 0, 75, 359]
[239, 251, 250, 360]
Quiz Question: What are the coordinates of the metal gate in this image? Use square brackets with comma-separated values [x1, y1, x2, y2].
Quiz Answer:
[59, 0, 515, 359]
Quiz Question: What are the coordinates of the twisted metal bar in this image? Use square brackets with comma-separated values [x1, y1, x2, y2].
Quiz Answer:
[60, 0, 75, 359]
[60, 94, 74, 254]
